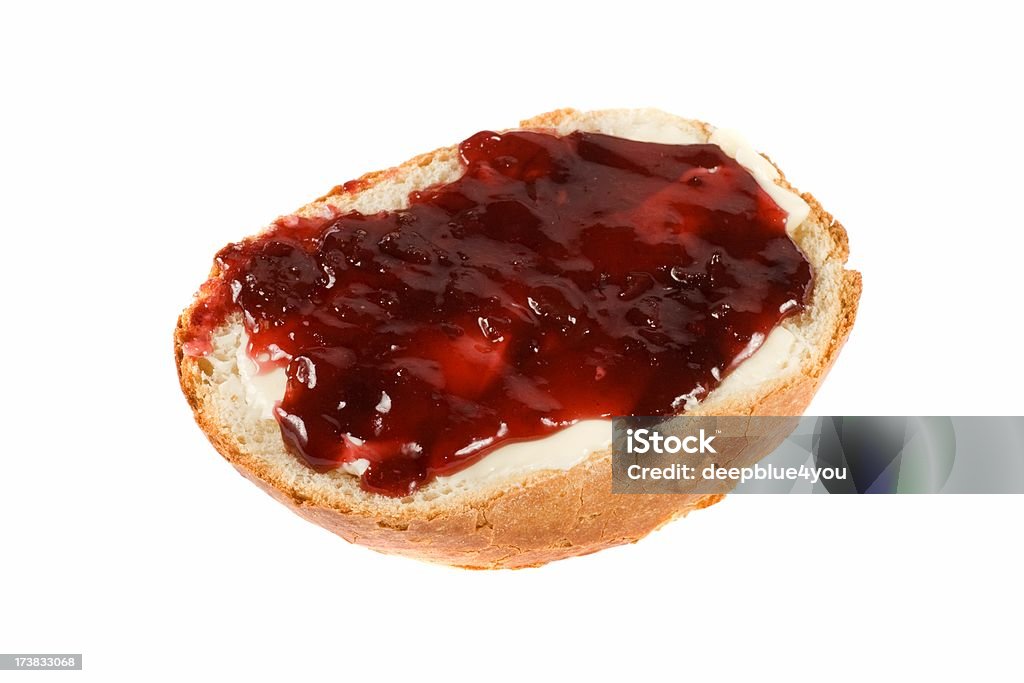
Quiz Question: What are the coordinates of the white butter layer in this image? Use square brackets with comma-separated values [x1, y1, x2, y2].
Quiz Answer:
[234, 121, 807, 486]
[435, 420, 612, 486]
[709, 129, 810, 234]
[236, 339, 287, 421]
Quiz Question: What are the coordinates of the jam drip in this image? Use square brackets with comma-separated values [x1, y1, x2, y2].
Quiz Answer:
[189, 130, 812, 496]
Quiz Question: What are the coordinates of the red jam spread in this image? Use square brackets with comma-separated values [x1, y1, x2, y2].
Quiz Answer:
[186, 130, 812, 496]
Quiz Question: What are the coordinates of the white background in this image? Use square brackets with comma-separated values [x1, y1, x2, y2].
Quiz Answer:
[2, 1, 1022, 680]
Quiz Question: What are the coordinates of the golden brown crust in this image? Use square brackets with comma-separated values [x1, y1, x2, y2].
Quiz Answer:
[314, 147, 455, 205]
[241, 453, 725, 569]
[174, 109, 861, 569]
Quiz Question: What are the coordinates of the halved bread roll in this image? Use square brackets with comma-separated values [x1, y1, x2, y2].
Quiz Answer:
[176, 108, 861, 568]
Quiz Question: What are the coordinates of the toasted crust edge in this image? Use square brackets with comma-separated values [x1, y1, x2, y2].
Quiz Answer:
[174, 109, 861, 569]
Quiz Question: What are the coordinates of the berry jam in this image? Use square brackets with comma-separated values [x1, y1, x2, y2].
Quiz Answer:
[186, 130, 812, 496]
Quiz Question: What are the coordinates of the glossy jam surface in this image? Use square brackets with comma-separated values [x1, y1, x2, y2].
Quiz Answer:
[187, 130, 812, 496]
